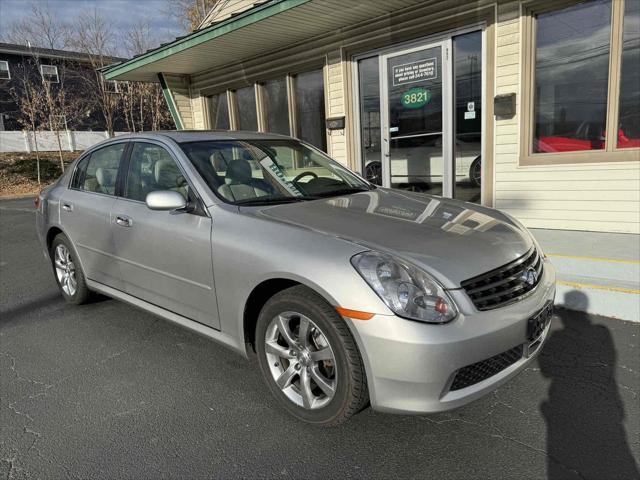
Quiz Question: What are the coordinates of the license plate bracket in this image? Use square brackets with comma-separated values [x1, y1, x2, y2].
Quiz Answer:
[527, 301, 553, 342]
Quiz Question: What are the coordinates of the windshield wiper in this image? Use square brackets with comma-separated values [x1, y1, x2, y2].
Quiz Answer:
[235, 196, 310, 206]
[315, 186, 373, 198]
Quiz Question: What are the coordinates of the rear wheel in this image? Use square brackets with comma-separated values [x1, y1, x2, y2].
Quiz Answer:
[50, 234, 91, 304]
[255, 285, 369, 426]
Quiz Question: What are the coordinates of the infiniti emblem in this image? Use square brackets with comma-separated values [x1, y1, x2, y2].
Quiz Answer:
[521, 267, 538, 286]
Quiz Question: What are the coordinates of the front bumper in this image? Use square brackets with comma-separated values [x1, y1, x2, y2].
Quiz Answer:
[347, 259, 556, 414]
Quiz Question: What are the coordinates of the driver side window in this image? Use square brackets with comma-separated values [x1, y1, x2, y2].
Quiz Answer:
[124, 143, 189, 202]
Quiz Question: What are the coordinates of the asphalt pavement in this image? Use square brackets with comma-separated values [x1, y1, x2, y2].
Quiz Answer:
[1, 197, 639, 480]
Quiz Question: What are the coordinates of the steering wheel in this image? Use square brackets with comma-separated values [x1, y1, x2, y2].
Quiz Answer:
[292, 171, 319, 183]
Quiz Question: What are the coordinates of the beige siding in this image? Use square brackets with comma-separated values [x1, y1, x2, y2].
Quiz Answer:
[326, 49, 346, 164]
[164, 74, 194, 129]
[200, 0, 267, 28]
[493, 1, 640, 234]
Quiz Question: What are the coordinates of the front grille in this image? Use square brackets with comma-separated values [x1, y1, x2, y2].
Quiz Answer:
[461, 247, 543, 311]
[450, 345, 523, 391]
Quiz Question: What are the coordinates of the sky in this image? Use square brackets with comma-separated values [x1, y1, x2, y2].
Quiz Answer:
[0, 0, 183, 55]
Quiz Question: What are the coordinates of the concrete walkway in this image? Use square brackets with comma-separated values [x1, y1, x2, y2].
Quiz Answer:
[532, 229, 640, 321]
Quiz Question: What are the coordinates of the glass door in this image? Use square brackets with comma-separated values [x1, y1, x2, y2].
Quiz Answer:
[381, 40, 452, 196]
[357, 28, 484, 203]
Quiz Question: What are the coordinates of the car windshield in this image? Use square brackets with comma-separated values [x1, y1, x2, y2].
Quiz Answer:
[179, 139, 373, 205]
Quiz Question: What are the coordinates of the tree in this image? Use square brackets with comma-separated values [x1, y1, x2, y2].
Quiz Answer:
[9, 61, 46, 184]
[5, 2, 69, 50]
[67, 9, 120, 137]
[164, 0, 221, 32]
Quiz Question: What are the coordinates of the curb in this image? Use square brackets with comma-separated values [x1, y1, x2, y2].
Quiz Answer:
[0, 193, 38, 200]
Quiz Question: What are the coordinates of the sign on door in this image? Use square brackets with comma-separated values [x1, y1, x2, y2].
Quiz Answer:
[392, 58, 438, 86]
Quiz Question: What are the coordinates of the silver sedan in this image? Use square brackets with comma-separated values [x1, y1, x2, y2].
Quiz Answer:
[36, 131, 556, 425]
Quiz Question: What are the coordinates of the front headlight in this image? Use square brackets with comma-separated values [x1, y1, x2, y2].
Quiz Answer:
[351, 251, 457, 324]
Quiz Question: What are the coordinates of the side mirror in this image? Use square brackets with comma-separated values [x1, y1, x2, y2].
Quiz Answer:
[145, 190, 187, 211]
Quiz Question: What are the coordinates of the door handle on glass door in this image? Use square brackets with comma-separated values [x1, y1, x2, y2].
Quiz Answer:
[115, 215, 132, 227]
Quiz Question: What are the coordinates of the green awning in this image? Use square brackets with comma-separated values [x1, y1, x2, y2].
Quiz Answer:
[104, 0, 428, 82]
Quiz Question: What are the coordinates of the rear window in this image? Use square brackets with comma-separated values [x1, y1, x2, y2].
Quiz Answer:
[71, 143, 125, 195]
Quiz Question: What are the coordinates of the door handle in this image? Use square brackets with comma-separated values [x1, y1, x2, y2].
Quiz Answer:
[115, 215, 132, 227]
[62, 203, 73, 212]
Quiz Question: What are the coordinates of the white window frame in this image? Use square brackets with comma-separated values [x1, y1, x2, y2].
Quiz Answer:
[0, 60, 10, 80]
[40, 64, 59, 83]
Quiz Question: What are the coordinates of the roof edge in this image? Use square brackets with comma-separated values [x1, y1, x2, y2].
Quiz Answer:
[104, 0, 310, 81]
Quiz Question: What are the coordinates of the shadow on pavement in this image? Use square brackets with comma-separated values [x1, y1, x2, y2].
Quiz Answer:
[539, 290, 640, 479]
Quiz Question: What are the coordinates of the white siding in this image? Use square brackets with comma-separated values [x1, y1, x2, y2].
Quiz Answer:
[493, 1, 640, 234]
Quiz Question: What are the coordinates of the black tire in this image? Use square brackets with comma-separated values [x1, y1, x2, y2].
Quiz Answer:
[469, 156, 482, 188]
[255, 285, 369, 426]
[50, 233, 91, 305]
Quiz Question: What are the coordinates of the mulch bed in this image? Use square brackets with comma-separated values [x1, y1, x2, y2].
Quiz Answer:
[0, 151, 81, 197]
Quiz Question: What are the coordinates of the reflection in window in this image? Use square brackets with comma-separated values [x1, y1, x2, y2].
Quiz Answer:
[618, 0, 640, 149]
[294, 69, 327, 151]
[533, 0, 611, 153]
[209, 92, 230, 130]
[263, 78, 290, 135]
[358, 56, 382, 185]
[453, 30, 482, 204]
[235, 86, 258, 131]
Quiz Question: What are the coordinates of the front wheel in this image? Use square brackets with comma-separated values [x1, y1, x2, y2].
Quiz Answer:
[255, 285, 369, 426]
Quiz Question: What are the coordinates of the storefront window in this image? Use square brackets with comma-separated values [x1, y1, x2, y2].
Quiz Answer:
[209, 93, 230, 130]
[618, 0, 640, 149]
[533, 0, 611, 153]
[294, 69, 326, 151]
[236, 86, 258, 131]
[263, 78, 290, 135]
[358, 56, 382, 185]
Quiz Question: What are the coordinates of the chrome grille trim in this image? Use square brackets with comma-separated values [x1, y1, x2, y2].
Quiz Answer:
[461, 247, 543, 311]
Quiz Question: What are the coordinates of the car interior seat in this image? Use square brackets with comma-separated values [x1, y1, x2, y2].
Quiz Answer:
[95, 167, 117, 195]
[217, 159, 270, 202]
[154, 159, 188, 198]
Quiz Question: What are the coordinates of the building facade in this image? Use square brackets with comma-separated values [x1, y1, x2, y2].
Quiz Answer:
[105, 0, 640, 234]
[0, 43, 128, 132]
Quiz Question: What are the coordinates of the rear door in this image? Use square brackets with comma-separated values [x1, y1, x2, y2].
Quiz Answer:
[110, 141, 219, 329]
[60, 142, 128, 290]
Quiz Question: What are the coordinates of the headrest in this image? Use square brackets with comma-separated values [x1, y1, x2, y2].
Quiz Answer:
[95, 167, 113, 187]
[225, 159, 252, 185]
[154, 159, 181, 186]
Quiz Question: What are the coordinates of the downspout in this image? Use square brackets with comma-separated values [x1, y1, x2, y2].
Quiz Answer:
[157, 72, 184, 130]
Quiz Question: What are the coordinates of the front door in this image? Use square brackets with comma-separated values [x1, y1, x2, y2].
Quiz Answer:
[111, 141, 220, 329]
[382, 41, 450, 196]
[358, 29, 483, 204]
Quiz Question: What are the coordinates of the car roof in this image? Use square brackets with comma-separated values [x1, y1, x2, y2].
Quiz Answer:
[114, 130, 293, 143]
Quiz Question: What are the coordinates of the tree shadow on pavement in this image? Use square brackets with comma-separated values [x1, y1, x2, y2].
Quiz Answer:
[539, 290, 640, 479]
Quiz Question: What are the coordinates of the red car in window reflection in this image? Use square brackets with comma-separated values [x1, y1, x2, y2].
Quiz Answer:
[536, 123, 640, 153]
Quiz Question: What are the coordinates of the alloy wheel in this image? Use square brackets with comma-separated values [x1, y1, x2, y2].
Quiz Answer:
[54, 244, 77, 296]
[264, 311, 337, 410]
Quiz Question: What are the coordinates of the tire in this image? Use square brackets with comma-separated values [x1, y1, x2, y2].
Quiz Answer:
[469, 156, 482, 188]
[50, 233, 91, 305]
[364, 161, 382, 186]
[255, 285, 369, 426]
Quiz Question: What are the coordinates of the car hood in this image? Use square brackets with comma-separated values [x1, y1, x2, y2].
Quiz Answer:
[255, 188, 533, 288]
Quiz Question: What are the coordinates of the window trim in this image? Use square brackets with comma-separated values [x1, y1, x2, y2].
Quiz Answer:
[0, 60, 10, 80]
[40, 64, 59, 83]
[520, 0, 639, 165]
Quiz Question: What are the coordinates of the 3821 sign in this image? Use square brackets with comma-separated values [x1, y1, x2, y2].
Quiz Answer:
[401, 88, 431, 109]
